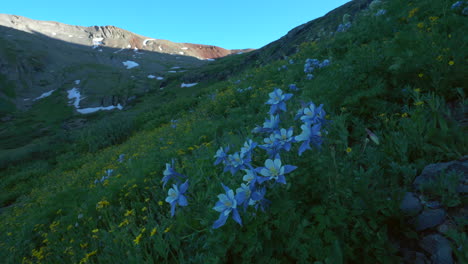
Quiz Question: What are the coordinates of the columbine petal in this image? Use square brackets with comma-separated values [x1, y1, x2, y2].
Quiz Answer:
[232, 209, 243, 226]
[213, 201, 226, 212]
[283, 165, 297, 174]
[179, 180, 189, 193]
[213, 212, 229, 229]
[178, 195, 188, 206]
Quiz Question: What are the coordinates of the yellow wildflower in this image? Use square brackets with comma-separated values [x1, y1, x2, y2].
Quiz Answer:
[118, 219, 130, 227]
[145, 198, 150, 202]
[124, 210, 134, 217]
[86, 250, 98, 258]
[436, 55, 443, 61]
[429, 16, 439, 22]
[164, 226, 171, 233]
[31, 247, 45, 260]
[449, 61, 455, 66]
[96, 200, 110, 209]
[150, 228, 157, 236]
[414, 88, 421, 93]
[408, 8, 419, 18]
[92, 229, 99, 233]
[80, 243, 88, 249]
[346, 147, 352, 153]
[417, 22, 424, 29]
[133, 233, 143, 245]
[141, 207, 147, 212]
[158, 201, 163, 206]
[418, 73, 423, 78]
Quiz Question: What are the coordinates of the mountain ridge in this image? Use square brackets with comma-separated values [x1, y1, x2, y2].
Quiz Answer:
[0, 13, 254, 60]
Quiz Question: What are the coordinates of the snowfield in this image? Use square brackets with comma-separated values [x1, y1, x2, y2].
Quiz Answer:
[143, 39, 155, 46]
[77, 104, 123, 114]
[67, 87, 123, 114]
[122, 61, 139, 69]
[181, 83, 198, 88]
[33, 89, 56, 101]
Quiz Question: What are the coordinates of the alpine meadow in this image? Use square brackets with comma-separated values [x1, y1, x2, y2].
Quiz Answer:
[0, 0, 467, 263]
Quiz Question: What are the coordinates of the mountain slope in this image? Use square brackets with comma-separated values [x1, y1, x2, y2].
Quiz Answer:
[0, 0, 467, 263]
[0, 14, 253, 60]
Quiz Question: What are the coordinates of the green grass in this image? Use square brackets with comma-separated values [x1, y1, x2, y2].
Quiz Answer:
[0, 74, 16, 98]
[0, 0, 467, 263]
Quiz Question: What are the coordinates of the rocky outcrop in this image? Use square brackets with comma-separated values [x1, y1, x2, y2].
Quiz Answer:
[398, 156, 467, 264]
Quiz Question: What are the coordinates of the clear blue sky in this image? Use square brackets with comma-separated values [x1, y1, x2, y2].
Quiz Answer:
[2, 0, 350, 49]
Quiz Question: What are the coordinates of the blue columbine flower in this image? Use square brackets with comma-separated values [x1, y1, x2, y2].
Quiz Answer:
[266, 88, 293, 115]
[306, 74, 315, 80]
[375, 9, 387, 16]
[249, 187, 270, 212]
[240, 139, 257, 159]
[213, 184, 243, 228]
[236, 183, 253, 209]
[274, 127, 295, 151]
[242, 169, 258, 188]
[224, 152, 251, 175]
[295, 123, 323, 155]
[253, 114, 280, 134]
[451, 1, 464, 9]
[259, 134, 282, 158]
[255, 157, 297, 184]
[304, 59, 321, 73]
[289, 84, 299, 91]
[170, 119, 178, 129]
[337, 22, 351, 33]
[165, 180, 189, 217]
[319, 59, 330, 68]
[162, 159, 186, 188]
[297, 102, 327, 126]
[214, 146, 230, 166]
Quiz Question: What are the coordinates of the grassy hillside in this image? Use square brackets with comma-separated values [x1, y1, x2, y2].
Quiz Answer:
[0, 0, 467, 263]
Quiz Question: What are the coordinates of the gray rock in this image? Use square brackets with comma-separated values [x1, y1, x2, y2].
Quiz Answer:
[401, 192, 423, 216]
[414, 209, 446, 231]
[425, 201, 443, 209]
[419, 234, 453, 264]
[413, 156, 468, 193]
[401, 248, 429, 264]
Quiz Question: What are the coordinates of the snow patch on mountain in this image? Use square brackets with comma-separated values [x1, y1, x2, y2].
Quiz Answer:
[33, 89, 56, 101]
[67, 88, 82, 108]
[143, 39, 155, 46]
[122, 61, 139, 69]
[181, 82, 198, 88]
[77, 104, 123, 114]
[67, 87, 123, 114]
